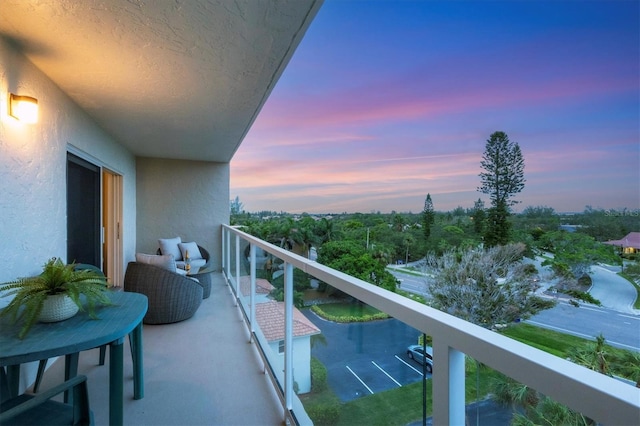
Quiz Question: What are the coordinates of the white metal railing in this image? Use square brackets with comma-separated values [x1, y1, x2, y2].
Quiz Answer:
[222, 224, 639, 425]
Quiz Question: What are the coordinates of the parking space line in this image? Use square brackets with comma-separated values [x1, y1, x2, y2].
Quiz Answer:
[346, 365, 374, 394]
[395, 355, 424, 376]
[371, 361, 402, 387]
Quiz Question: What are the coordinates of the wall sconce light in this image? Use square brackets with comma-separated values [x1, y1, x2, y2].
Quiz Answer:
[9, 93, 39, 123]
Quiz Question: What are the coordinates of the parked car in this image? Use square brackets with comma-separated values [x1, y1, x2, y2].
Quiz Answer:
[407, 344, 433, 373]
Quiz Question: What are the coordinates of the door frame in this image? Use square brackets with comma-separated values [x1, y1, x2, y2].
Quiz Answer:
[67, 146, 124, 286]
[103, 169, 123, 287]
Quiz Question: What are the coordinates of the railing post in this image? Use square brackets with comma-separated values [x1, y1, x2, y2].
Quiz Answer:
[221, 227, 226, 276]
[432, 343, 465, 426]
[249, 244, 256, 340]
[284, 262, 294, 413]
[235, 234, 240, 297]
[225, 228, 231, 283]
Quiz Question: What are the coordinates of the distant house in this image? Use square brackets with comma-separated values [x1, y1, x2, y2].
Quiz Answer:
[255, 301, 321, 394]
[603, 232, 640, 254]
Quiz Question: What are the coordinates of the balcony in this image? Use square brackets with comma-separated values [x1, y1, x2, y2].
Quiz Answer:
[36, 225, 639, 425]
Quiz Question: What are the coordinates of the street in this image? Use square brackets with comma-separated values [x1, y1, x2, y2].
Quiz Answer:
[528, 300, 640, 351]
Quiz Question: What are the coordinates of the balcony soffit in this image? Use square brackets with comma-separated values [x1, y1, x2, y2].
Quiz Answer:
[0, 0, 322, 162]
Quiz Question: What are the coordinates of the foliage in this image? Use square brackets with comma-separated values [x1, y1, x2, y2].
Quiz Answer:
[491, 373, 594, 426]
[422, 193, 435, 239]
[575, 206, 640, 242]
[493, 328, 640, 425]
[478, 131, 526, 207]
[311, 356, 329, 392]
[539, 230, 620, 280]
[563, 289, 601, 306]
[610, 349, 640, 388]
[515, 205, 560, 233]
[472, 198, 486, 236]
[426, 243, 553, 326]
[229, 195, 244, 215]
[311, 303, 389, 323]
[478, 131, 525, 246]
[269, 268, 311, 307]
[566, 334, 611, 376]
[485, 200, 512, 247]
[317, 241, 398, 293]
[0, 258, 111, 338]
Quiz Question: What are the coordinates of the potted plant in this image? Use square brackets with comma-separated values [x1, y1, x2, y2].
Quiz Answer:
[0, 257, 112, 338]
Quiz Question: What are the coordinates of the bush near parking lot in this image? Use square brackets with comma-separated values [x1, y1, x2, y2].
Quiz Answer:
[311, 357, 328, 392]
[311, 302, 389, 323]
[304, 358, 341, 425]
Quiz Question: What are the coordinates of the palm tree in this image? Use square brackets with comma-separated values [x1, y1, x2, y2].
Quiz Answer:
[610, 350, 640, 388]
[314, 218, 336, 244]
[567, 334, 611, 376]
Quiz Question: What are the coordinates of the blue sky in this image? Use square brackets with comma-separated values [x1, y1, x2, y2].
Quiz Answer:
[231, 0, 639, 214]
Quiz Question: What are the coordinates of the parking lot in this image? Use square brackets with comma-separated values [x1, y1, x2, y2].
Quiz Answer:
[303, 310, 430, 402]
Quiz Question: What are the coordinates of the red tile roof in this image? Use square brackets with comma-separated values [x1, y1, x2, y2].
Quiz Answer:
[255, 301, 321, 341]
[239, 275, 275, 296]
[603, 232, 640, 249]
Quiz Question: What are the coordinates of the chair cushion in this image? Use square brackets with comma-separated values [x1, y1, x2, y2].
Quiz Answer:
[135, 253, 177, 272]
[178, 241, 202, 260]
[159, 237, 182, 260]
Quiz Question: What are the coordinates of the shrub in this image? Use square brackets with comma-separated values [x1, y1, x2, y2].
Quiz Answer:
[311, 357, 328, 392]
[565, 289, 601, 306]
[310, 304, 389, 323]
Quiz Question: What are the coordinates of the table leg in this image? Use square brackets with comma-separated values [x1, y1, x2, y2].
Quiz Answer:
[109, 338, 124, 426]
[131, 322, 144, 399]
[63, 353, 79, 403]
[5, 365, 20, 398]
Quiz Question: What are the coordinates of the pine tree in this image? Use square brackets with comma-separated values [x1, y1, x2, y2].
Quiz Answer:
[472, 198, 486, 236]
[478, 131, 525, 246]
[422, 194, 435, 239]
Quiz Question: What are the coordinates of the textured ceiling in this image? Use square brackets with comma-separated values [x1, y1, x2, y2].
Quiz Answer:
[0, 0, 322, 162]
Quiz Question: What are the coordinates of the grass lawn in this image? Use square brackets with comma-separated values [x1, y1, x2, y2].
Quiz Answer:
[335, 363, 497, 426]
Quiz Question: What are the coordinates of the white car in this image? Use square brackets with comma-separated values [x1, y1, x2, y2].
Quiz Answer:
[407, 344, 433, 373]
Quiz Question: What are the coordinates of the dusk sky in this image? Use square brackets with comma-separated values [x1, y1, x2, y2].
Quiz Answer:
[231, 1, 639, 214]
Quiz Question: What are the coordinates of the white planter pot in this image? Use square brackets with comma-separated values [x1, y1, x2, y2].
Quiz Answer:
[39, 294, 79, 323]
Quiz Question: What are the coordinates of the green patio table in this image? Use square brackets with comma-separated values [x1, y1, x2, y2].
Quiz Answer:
[0, 291, 147, 426]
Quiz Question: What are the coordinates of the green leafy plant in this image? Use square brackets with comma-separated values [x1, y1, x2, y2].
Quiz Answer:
[0, 257, 111, 338]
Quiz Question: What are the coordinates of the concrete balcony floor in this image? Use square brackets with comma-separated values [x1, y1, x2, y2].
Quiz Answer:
[36, 273, 285, 426]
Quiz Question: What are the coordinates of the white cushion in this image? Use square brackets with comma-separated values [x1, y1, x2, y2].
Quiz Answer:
[178, 242, 202, 260]
[135, 253, 177, 272]
[159, 237, 182, 261]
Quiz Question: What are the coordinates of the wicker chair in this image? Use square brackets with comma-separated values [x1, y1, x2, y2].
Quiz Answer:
[124, 262, 203, 324]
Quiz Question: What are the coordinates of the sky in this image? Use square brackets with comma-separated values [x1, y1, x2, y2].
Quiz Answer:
[230, 0, 639, 215]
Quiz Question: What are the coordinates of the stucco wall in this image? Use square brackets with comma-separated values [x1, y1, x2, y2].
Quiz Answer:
[0, 37, 137, 283]
[0, 37, 137, 391]
[268, 337, 313, 394]
[136, 157, 229, 271]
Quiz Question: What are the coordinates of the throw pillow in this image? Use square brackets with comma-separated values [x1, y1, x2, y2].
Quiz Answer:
[135, 253, 177, 272]
[159, 237, 182, 261]
[178, 242, 202, 260]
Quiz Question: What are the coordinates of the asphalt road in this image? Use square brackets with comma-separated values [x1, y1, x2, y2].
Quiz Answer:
[528, 299, 640, 351]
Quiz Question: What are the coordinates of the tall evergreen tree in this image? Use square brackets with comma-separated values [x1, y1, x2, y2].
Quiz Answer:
[422, 193, 435, 239]
[472, 198, 486, 236]
[478, 131, 525, 246]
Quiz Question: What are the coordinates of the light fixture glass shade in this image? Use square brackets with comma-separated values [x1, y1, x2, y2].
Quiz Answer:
[9, 93, 38, 123]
